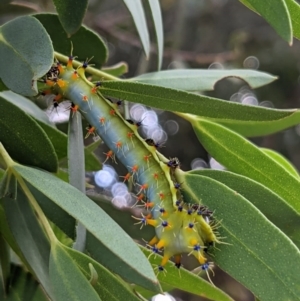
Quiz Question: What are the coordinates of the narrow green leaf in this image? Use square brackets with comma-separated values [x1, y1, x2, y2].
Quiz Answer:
[140, 246, 234, 301]
[49, 241, 101, 301]
[261, 148, 299, 178]
[68, 112, 85, 193]
[101, 81, 300, 137]
[133, 69, 277, 91]
[0, 96, 58, 172]
[13, 165, 160, 292]
[52, 0, 88, 35]
[86, 231, 161, 294]
[190, 118, 300, 213]
[68, 112, 86, 251]
[0, 90, 51, 125]
[0, 16, 53, 95]
[63, 245, 143, 301]
[0, 205, 29, 269]
[0, 234, 10, 298]
[0, 90, 100, 166]
[206, 111, 300, 137]
[123, 0, 150, 58]
[28, 183, 76, 239]
[2, 187, 52, 298]
[1, 265, 49, 301]
[180, 174, 300, 301]
[187, 169, 300, 248]
[0, 79, 8, 92]
[147, 0, 163, 70]
[239, 0, 292, 44]
[285, 0, 300, 40]
[102, 62, 129, 77]
[34, 14, 108, 68]
[0, 169, 17, 199]
[87, 193, 154, 242]
[37, 121, 68, 161]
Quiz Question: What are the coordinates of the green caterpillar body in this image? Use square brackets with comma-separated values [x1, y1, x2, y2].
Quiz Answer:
[45, 58, 217, 270]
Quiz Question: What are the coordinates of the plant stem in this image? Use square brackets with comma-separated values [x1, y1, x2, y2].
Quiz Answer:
[54, 52, 121, 81]
[0, 143, 57, 243]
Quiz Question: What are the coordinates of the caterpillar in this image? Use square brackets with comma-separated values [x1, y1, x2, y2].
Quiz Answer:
[42, 55, 219, 276]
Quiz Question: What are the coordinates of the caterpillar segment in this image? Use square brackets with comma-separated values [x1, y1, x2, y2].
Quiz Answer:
[43, 57, 218, 275]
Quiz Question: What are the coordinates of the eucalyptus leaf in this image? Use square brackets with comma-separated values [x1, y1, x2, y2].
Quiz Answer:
[147, 0, 163, 70]
[68, 112, 86, 252]
[285, 0, 300, 40]
[239, 0, 292, 44]
[0, 234, 10, 298]
[2, 188, 52, 298]
[0, 95, 58, 172]
[34, 14, 108, 68]
[261, 148, 299, 178]
[1, 265, 49, 301]
[64, 245, 143, 301]
[0, 16, 53, 95]
[102, 62, 128, 77]
[187, 169, 300, 247]
[0, 90, 51, 125]
[52, 0, 88, 35]
[180, 174, 300, 301]
[100, 81, 300, 137]
[132, 69, 277, 91]
[122, 0, 150, 58]
[49, 241, 101, 301]
[190, 117, 300, 213]
[13, 165, 161, 292]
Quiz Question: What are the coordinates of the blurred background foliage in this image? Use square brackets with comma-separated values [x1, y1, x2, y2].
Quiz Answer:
[1, 1, 300, 300]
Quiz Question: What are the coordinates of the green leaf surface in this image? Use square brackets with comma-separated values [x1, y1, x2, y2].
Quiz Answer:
[187, 169, 300, 247]
[191, 118, 300, 213]
[147, 0, 163, 70]
[0, 16, 53, 96]
[100, 81, 300, 136]
[140, 246, 234, 301]
[34, 14, 108, 68]
[203, 111, 300, 137]
[261, 148, 299, 177]
[68, 112, 86, 251]
[52, 0, 88, 35]
[68, 112, 85, 193]
[285, 0, 300, 40]
[123, 0, 150, 58]
[49, 241, 101, 301]
[0, 91, 51, 125]
[2, 188, 52, 298]
[0, 79, 8, 92]
[0, 169, 17, 199]
[0, 234, 10, 298]
[1, 265, 49, 301]
[64, 245, 143, 301]
[37, 121, 68, 161]
[0, 95, 58, 172]
[102, 62, 128, 77]
[239, 0, 292, 44]
[88, 193, 154, 241]
[28, 183, 75, 239]
[0, 90, 100, 166]
[132, 69, 277, 91]
[180, 174, 300, 301]
[13, 165, 160, 292]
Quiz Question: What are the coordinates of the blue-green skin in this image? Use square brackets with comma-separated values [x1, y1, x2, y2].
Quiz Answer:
[53, 63, 216, 267]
